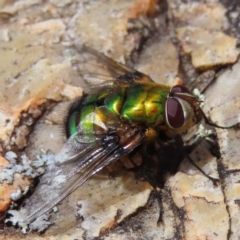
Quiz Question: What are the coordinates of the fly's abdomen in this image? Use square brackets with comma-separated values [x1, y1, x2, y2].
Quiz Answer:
[67, 102, 97, 138]
[66, 91, 108, 138]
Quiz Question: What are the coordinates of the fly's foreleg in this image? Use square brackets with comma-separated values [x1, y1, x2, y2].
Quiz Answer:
[184, 124, 219, 186]
[186, 155, 218, 186]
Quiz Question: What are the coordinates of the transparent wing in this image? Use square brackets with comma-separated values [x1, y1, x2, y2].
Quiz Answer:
[64, 45, 154, 92]
[20, 47, 151, 225]
[21, 109, 143, 224]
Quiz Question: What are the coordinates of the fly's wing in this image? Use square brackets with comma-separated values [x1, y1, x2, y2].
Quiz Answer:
[64, 45, 154, 92]
[21, 107, 143, 224]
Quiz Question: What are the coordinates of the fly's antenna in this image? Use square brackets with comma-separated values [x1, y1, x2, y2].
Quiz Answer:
[200, 108, 239, 129]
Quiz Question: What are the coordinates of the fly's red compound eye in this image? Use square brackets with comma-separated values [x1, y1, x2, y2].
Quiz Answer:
[166, 98, 184, 128]
[170, 85, 190, 94]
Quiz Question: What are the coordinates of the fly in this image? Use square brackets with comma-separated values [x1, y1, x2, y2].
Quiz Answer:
[16, 46, 238, 226]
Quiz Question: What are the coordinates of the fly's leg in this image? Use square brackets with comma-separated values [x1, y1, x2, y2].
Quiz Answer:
[127, 146, 142, 169]
[184, 124, 216, 154]
[184, 124, 219, 186]
[186, 155, 218, 186]
[153, 187, 164, 225]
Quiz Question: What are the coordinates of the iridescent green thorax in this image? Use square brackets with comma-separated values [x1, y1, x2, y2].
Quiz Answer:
[117, 83, 170, 125]
[66, 83, 170, 137]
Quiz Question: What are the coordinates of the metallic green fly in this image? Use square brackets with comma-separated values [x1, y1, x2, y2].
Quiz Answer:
[19, 46, 235, 225]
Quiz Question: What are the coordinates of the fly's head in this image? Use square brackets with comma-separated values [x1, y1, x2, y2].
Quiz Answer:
[164, 85, 203, 136]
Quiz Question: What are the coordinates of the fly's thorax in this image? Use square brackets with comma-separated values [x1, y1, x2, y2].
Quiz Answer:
[105, 83, 170, 126]
[164, 85, 203, 136]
